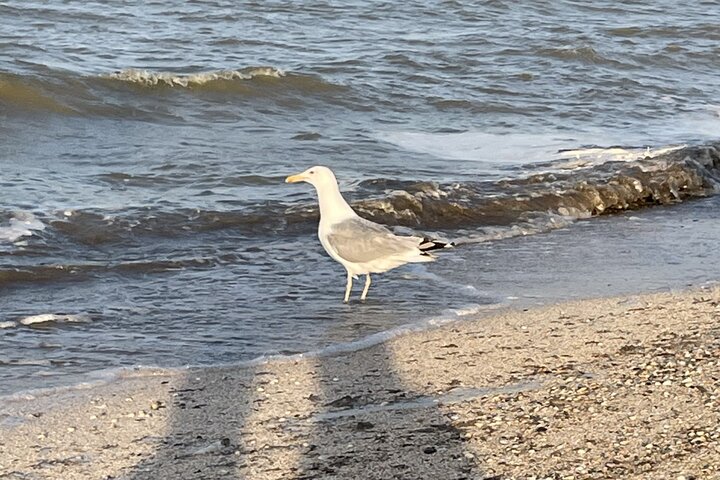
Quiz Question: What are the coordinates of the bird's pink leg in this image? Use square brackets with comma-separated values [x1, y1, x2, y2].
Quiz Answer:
[360, 274, 371, 301]
[344, 273, 353, 303]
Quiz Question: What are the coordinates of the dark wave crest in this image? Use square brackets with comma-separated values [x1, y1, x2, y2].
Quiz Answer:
[34, 143, 720, 250]
[0, 72, 76, 114]
[45, 203, 322, 247]
[0, 67, 349, 117]
[353, 143, 720, 229]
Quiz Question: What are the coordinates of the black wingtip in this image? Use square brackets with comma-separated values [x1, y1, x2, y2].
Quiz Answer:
[419, 237, 454, 252]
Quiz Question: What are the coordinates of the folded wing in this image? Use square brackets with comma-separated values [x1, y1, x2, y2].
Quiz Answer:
[325, 217, 419, 264]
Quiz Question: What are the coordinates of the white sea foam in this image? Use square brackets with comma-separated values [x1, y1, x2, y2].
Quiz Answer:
[1, 359, 52, 367]
[376, 128, 693, 172]
[400, 266, 495, 300]
[376, 130, 571, 165]
[0, 212, 45, 243]
[19, 313, 92, 326]
[551, 144, 686, 170]
[105, 67, 285, 87]
[454, 211, 584, 245]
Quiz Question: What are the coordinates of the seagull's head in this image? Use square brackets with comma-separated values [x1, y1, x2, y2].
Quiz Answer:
[285, 166, 338, 190]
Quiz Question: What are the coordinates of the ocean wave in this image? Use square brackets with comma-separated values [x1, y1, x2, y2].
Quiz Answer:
[1, 66, 347, 117]
[103, 66, 285, 87]
[534, 46, 629, 67]
[0, 265, 87, 286]
[10, 143, 719, 253]
[18, 313, 92, 326]
[99, 67, 347, 97]
[352, 143, 720, 230]
[0, 257, 233, 288]
[0, 212, 46, 243]
[48, 205, 308, 246]
[0, 358, 53, 367]
[0, 73, 76, 114]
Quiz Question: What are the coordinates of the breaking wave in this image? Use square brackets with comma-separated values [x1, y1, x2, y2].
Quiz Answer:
[0, 73, 76, 114]
[353, 143, 720, 230]
[0, 212, 46, 243]
[0, 66, 348, 117]
[14, 143, 719, 252]
[18, 313, 92, 326]
[103, 67, 285, 87]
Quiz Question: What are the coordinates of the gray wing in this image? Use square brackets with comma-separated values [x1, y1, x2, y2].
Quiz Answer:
[326, 217, 415, 264]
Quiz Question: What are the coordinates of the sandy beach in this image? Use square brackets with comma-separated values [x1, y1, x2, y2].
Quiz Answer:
[4, 2, 720, 479]
[2, 285, 719, 480]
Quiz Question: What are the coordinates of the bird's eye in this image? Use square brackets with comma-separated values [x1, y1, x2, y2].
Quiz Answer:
[309, 170, 315, 174]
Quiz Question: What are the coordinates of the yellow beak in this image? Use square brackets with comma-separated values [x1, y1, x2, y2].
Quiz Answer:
[285, 173, 306, 183]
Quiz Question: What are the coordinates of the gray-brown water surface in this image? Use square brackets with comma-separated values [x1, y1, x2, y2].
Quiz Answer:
[1, 1, 719, 396]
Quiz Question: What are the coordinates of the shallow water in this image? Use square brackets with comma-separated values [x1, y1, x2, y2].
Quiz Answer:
[1, 1, 719, 396]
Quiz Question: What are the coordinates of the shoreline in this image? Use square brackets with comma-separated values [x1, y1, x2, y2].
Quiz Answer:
[3, 192, 720, 400]
[0, 300, 500, 405]
[2, 285, 719, 479]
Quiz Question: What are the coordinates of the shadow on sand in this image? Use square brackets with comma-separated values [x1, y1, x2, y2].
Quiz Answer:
[123, 306, 480, 480]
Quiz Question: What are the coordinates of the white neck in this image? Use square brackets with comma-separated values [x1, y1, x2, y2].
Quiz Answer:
[314, 182, 356, 224]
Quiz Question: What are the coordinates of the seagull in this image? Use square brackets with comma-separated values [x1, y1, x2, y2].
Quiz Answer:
[286, 166, 452, 302]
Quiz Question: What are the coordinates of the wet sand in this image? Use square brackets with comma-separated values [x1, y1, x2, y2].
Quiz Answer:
[2, 285, 719, 480]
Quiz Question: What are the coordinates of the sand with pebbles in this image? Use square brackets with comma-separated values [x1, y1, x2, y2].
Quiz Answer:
[2, 285, 719, 480]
